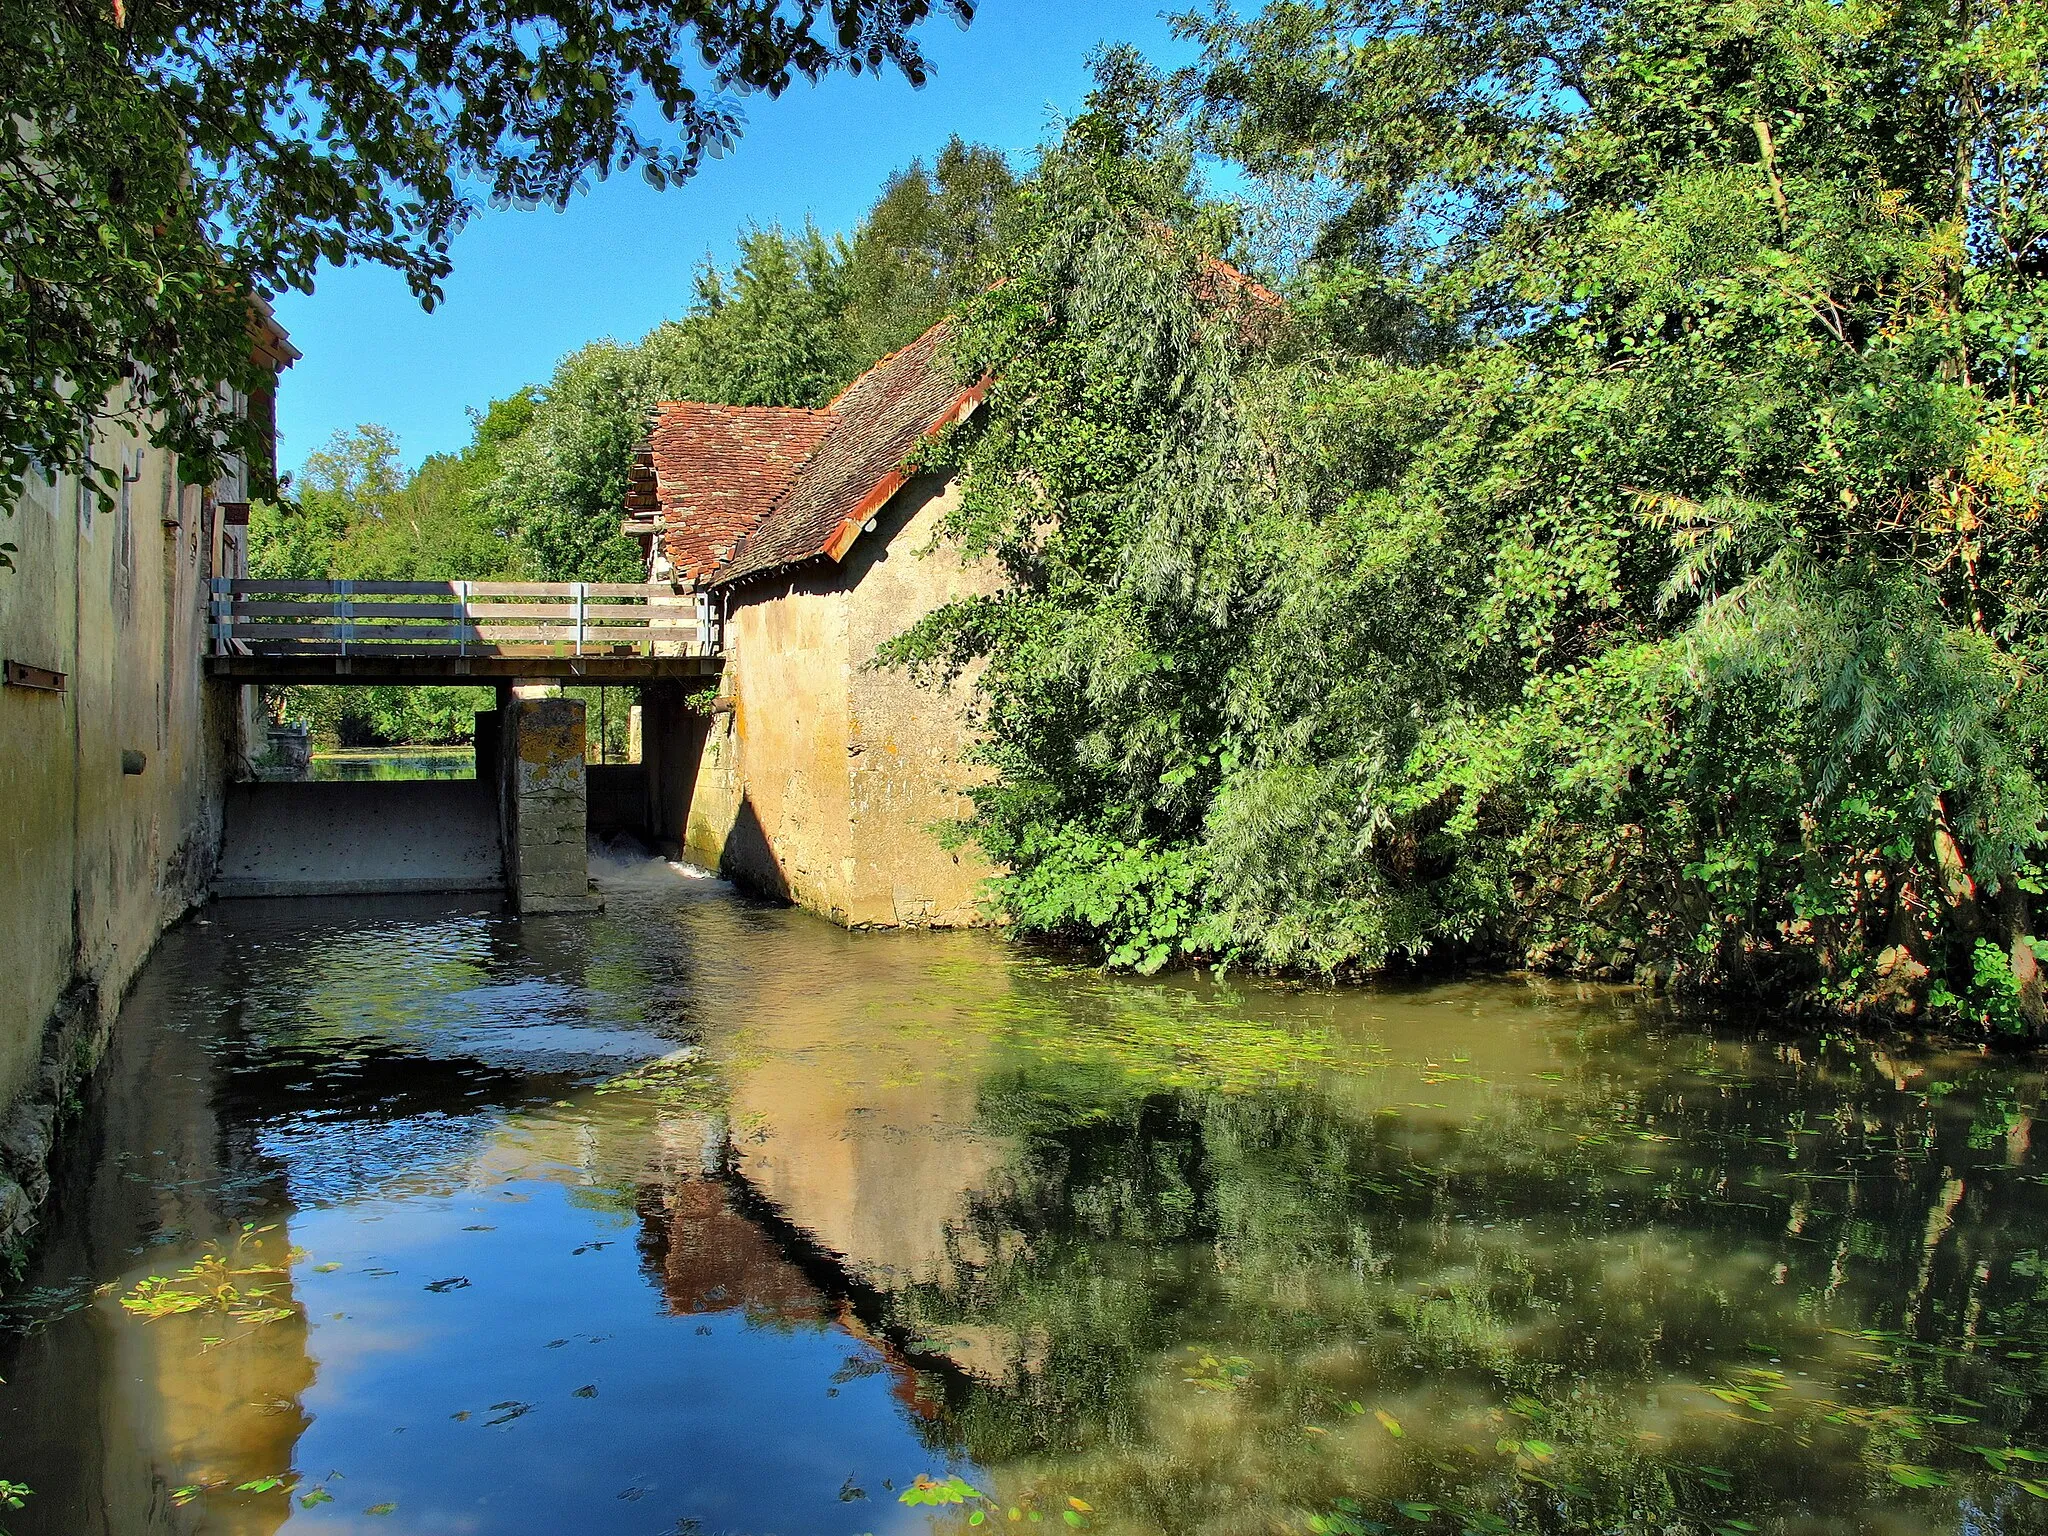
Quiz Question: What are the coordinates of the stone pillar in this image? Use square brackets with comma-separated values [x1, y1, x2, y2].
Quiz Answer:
[498, 696, 600, 914]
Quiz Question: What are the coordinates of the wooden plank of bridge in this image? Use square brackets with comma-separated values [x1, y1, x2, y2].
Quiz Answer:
[208, 624, 700, 642]
[218, 579, 674, 599]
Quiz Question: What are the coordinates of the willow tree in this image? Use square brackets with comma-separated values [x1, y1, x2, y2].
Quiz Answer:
[1184, 0, 2048, 1021]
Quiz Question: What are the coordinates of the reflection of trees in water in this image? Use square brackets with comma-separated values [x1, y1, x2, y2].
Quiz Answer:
[866, 1033, 2048, 1533]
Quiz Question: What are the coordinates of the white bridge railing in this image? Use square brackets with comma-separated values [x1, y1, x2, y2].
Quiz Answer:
[210, 580, 713, 658]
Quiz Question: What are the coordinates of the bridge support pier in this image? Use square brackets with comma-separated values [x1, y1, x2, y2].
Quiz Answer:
[498, 696, 600, 914]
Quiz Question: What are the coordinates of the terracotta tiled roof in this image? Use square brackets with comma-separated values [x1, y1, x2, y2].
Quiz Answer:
[710, 320, 980, 588]
[644, 403, 834, 584]
[638, 260, 1270, 589]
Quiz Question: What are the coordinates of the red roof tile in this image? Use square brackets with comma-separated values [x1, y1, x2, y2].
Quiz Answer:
[644, 403, 834, 584]
[711, 320, 978, 588]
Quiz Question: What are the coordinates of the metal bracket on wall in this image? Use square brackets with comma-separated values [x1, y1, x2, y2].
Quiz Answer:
[3, 660, 66, 693]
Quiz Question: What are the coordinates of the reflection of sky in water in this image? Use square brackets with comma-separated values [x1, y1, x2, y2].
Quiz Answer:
[256, 1112, 503, 1210]
[284, 1181, 959, 1535]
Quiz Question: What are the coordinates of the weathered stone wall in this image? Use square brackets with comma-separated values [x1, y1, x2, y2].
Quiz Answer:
[0, 391, 240, 1269]
[679, 473, 1002, 927]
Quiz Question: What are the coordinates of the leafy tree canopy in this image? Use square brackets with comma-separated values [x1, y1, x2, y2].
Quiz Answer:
[892, 10, 2048, 1033]
[2, 0, 974, 512]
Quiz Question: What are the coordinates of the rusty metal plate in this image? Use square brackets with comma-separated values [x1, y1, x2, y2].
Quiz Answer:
[3, 660, 66, 693]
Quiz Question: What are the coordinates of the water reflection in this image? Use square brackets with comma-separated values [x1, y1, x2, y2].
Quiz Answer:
[308, 749, 473, 782]
[1, 866, 2044, 1534]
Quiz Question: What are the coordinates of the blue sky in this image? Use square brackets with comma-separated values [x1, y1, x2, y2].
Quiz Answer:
[272, 2, 1203, 476]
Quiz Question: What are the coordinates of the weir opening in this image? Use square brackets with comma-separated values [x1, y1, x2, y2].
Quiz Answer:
[204, 579, 724, 909]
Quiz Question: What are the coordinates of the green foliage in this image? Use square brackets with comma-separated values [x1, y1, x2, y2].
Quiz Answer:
[0, 1477, 25, 1536]
[995, 828, 1207, 975]
[0, 0, 972, 517]
[118, 1225, 295, 1331]
[479, 148, 1014, 581]
[248, 418, 515, 744]
[899, 1473, 986, 1506]
[284, 686, 495, 750]
[894, 13, 2048, 1029]
[842, 136, 1019, 365]
[480, 339, 658, 583]
[1, 1, 266, 523]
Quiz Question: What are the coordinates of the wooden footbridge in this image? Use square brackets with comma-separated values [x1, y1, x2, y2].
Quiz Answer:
[204, 579, 722, 683]
[204, 579, 723, 914]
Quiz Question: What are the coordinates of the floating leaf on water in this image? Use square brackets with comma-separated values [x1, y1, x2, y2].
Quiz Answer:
[312, 1262, 342, 1273]
[899, 1474, 987, 1507]
[366, 1501, 398, 1515]
[234, 1476, 287, 1493]
[300, 1488, 335, 1507]
[573, 1384, 597, 1398]
[1183, 1352, 1252, 1392]
[1885, 1464, 1949, 1489]
[1374, 1409, 1404, 1438]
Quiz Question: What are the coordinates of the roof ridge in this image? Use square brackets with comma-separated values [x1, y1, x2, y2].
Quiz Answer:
[823, 315, 953, 411]
[651, 399, 837, 417]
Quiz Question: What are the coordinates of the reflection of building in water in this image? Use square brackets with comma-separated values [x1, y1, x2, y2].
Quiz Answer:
[634, 1167, 948, 1426]
[106, 1234, 312, 1536]
[0, 934, 311, 1536]
[637, 1175, 830, 1326]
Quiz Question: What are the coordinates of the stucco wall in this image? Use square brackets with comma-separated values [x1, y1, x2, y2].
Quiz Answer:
[680, 473, 1001, 927]
[0, 390, 239, 1261]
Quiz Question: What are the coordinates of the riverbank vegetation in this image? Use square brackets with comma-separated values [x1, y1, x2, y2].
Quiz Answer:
[887, 2, 2048, 1033]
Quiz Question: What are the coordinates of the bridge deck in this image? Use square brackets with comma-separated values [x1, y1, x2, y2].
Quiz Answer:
[206, 652, 721, 684]
[208, 579, 719, 684]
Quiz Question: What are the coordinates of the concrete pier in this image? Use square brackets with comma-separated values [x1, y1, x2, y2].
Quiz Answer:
[497, 697, 600, 914]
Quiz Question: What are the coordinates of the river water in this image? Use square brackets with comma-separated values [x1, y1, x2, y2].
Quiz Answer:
[2, 860, 2045, 1536]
